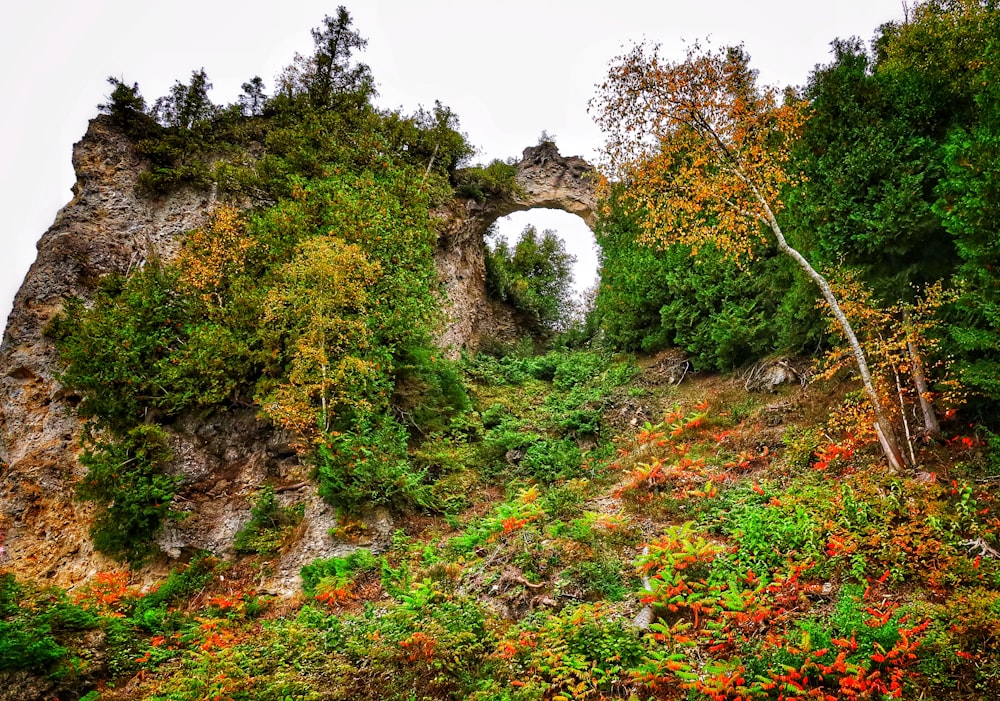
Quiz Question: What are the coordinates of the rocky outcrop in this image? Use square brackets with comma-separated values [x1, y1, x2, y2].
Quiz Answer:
[0, 120, 596, 589]
[0, 116, 214, 586]
[435, 142, 598, 351]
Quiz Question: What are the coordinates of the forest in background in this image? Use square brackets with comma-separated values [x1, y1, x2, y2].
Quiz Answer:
[4, 1, 1000, 699]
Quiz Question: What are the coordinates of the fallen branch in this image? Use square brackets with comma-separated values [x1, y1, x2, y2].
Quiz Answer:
[743, 357, 807, 392]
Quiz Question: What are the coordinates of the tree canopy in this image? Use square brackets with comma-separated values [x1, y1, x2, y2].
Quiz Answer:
[591, 42, 805, 257]
[592, 40, 906, 468]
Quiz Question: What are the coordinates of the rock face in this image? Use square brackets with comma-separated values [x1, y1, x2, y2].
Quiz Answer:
[0, 116, 214, 586]
[435, 142, 598, 351]
[0, 120, 596, 588]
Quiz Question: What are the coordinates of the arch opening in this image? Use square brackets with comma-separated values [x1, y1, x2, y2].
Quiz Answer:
[491, 208, 600, 299]
[435, 141, 601, 351]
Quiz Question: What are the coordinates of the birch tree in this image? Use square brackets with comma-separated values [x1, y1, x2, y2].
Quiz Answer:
[591, 42, 905, 469]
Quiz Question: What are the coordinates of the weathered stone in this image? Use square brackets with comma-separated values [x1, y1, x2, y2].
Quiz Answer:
[435, 141, 598, 352]
[0, 119, 597, 589]
[0, 116, 212, 587]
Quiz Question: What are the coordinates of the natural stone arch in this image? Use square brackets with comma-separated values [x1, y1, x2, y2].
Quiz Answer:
[434, 142, 598, 352]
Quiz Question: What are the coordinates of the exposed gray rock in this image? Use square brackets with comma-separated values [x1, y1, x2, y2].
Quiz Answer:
[435, 142, 598, 352]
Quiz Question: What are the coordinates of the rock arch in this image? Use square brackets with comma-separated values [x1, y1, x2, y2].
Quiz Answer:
[434, 142, 598, 351]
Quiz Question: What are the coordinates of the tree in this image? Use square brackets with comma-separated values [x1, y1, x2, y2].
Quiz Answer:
[177, 204, 255, 307]
[929, 5, 1000, 409]
[310, 7, 374, 106]
[238, 76, 267, 116]
[98, 77, 159, 138]
[591, 42, 905, 468]
[276, 7, 374, 109]
[152, 68, 216, 128]
[593, 187, 818, 369]
[789, 37, 956, 302]
[256, 236, 384, 442]
[816, 274, 954, 458]
[411, 100, 475, 176]
[485, 225, 576, 333]
[98, 77, 146, 121]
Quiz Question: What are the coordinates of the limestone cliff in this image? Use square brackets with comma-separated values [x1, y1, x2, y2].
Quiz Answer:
[0, 116, 212, 586]
[436, 141, 597, 350]
[0, 118, 596, 589]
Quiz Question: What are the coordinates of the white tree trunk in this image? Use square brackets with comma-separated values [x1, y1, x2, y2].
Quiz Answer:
[755, 200, 904, 470]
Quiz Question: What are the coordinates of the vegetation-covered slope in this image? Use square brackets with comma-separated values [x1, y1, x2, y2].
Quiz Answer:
[4, 350, 999, 700]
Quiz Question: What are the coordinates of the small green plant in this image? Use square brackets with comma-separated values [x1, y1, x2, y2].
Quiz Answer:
[557, 557, 631, 601]
[233, 486, 305, 555]
[131, 553, 220, 634]
[300, 550, 379, 605]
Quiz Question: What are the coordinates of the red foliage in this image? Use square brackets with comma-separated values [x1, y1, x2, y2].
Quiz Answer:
[400, 632, 437, 662]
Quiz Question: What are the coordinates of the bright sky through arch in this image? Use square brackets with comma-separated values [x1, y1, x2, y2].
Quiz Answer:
[492, 210, 600, 298]
[0, 0, 907, 334]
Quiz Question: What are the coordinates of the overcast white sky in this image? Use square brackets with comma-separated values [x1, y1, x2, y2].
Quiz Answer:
[0, 0, 907, 335]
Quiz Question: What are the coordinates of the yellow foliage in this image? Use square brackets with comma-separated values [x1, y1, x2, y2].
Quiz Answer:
[178, 204, 255, 305]
[592, 41, 807, 260]
[817, 275, 961, 450]
[257, 235, 383, 442]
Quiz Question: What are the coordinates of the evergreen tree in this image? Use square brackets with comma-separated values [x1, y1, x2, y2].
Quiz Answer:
[931, 8, 1000, 406]
[788, 36, 956, 303]
[152, 68, 216, 128]
[238, 76, 267, 116]
[309, 7, 374, 107]
[486, 225, 576, 333]
[98, 77, 158, 137]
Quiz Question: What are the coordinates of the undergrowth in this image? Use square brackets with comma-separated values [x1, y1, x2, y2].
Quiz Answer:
[10, 349, 1000, 700]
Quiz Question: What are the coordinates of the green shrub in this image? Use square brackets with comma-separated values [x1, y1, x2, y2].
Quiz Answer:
[715, 495, 824, 576]
[978, 428, 1000, 477]
[453, 159, 520, 202]
[391, 345, 471, 436]
[782, 425, 821, 469]
[76, 424, 179, 563]
[549, 350, 607, 390]
[557, 558, 630, 601]
[0, 575, 98, 674]
[233, 486, 305, 555]
[506, 604, 645, 697]
[539, 480, 588, 520]
[480, 403, 508, 429]
[300, 550, 379, 598]
[131, 553, 219, 633]
[521, 438, 584, 483]
[314, 415, 433, 513]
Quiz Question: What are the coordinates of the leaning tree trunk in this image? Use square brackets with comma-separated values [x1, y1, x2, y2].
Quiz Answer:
[902, 307, 940, 437]
[756, 202, 905, 471]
